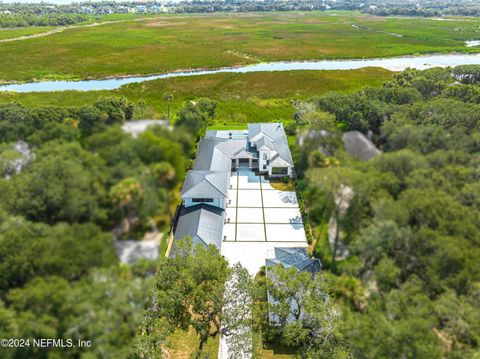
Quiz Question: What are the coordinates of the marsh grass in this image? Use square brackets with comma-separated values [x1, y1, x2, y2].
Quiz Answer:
[0, 68, 393, 122]
[1, 11, 479, 81]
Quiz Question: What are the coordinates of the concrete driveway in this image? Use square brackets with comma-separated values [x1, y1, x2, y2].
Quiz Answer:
[221, 169, 307, 274]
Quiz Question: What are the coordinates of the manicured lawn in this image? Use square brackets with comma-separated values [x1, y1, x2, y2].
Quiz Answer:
[165, 328, 219, 358]
[268, 180, 295, 192]
[1, 11, 479, 81]
[0, 67, 393, 122]
[260, 342, 296, 358]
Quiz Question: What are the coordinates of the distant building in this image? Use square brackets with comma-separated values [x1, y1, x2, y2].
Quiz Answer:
[342, 131, 381, 161]
[136, 5, 147, 13]
[150, 5, 161, 13]
[98, 7, 113, 15]
[80, 6, 94, 14]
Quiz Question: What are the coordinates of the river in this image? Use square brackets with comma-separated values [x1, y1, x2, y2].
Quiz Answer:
[1, 52, 480, 93]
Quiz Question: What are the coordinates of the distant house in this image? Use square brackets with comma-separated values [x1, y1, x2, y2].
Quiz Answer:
[150, 5, 160, 13]
[265, 247, 321, 324]
[98, 7, 113, 15]
[342, 131, 380, 161]
[135, 5, 147, 13]
[80, 6, 94, 14]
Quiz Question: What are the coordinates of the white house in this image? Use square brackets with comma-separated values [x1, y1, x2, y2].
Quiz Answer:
[172, 123, 296, 256]
[248, 123, 294, 177]
[180, 170, 229, 209]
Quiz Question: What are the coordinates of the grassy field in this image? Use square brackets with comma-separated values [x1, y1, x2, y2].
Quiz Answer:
[0, 26, 56, 40]
[0, 68, 393, 122]
[0, 14, 154, 41]
[260, 343, 296, 358]
[165, 328, 219, 358]
[166, 329, 296, 358]
[0, 11, 479, 82]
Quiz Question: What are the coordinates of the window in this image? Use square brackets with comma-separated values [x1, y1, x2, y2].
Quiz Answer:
[271, 167, 288, 175]
[192, 198, 214, 203]
[263, 165, 267, 170]
[263, 153, 268, 160]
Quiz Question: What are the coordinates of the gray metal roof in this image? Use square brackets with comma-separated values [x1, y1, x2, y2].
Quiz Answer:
[216, 139, 257, 159]
[194, 138, 258, 171]
[248, 123, 293, 166]
[265, 247, 321, 273]
[172, 204, 225, 254]
[181, 170, 229, 199]
[248, 123, 285, 143]
[194, 139, 232, 172]
[256, 136, 275, 151]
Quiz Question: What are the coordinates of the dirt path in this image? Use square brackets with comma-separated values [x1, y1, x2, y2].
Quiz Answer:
[0, 17, 156, 43]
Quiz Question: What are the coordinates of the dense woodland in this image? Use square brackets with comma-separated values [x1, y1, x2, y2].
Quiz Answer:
[0, 13, 88, 28]
[0, 97, 213, 357]
[293, 65, 480, 358]
[1, 66, 480, 358]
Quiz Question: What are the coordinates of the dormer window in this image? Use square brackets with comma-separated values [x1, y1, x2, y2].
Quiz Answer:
[192, 198, 213, 203]
[263, 153, 268, 160]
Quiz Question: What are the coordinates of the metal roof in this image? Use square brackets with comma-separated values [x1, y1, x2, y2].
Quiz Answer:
[265, 247, 321, 273]
[172, 204, 225, 254]
[248, 123, 294, 166]
[248, 123, 284, 142]
[194, 139, 232, 172]
[256, 136, 276, 151]
[215, 139, 257, 159]
[180, 170, 229, 199]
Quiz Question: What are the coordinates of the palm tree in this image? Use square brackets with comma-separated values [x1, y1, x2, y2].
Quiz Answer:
[109, 177, 143, 233]
[150, 162, 176, 187]
[163, 92, 173, 123]
[137, 99, 146, 119]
